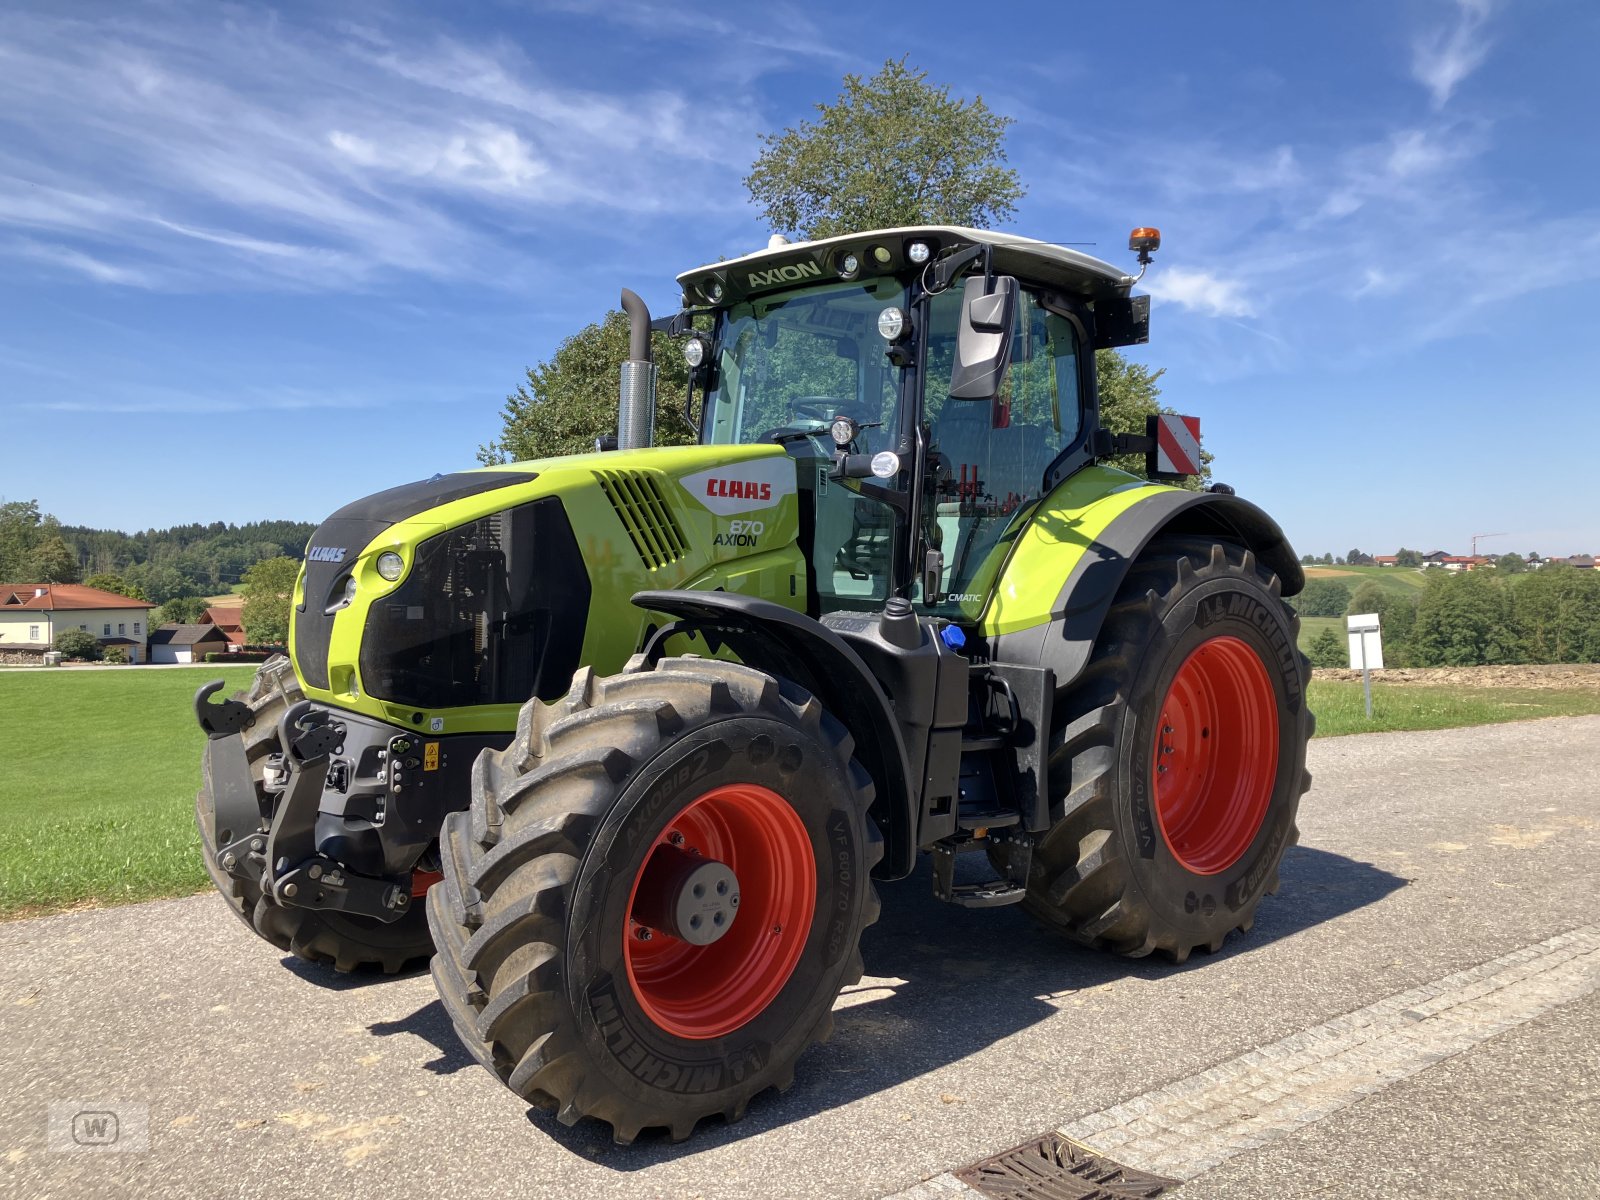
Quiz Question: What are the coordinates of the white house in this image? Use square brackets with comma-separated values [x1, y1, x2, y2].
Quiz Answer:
[0, 583, 158, 662]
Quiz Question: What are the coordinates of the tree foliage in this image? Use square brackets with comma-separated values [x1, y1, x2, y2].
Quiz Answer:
[239, 556, 299, 646]
[53, 628, 102, 660]
[1307, 627, 1345, 668]
[1297, 578, 1351, 618]
[1410, 570, 1522, 666]
[1395, 548, 1422, 568]
[27, 535, 80, 583]
[479, 312, 696, 464]
[744, 58, 1024, 240]
[0, 500, 61, 580]
[1514, 564, 1600, 663]
[156, 596, 210, 626]
[82, 573, 149, 601]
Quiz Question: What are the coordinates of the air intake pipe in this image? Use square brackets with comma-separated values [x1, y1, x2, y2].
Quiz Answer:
[617, 289, 657, 451]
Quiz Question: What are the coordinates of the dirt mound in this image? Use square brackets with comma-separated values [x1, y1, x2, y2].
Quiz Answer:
[1312, 664, 1600, 691]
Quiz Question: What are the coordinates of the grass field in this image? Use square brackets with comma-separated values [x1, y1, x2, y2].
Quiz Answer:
[0, 665, 257, 917]
[4, 665, 1598, 919]
[1301, 564, 1430, 597]
[1306, 679, 1600, 736]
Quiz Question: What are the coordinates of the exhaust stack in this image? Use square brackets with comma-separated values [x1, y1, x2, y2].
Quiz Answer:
[617, 289, 657, 451]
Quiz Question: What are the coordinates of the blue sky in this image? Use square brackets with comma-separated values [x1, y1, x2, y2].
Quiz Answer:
[1, 0, 1596, 557]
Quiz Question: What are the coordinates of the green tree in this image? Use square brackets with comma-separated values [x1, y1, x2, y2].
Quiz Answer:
[26, 535, 80, 583]
[156, 596, 209, 626]
[1395, 548, 1422, 567]
[1410, 570, 1522, 666]
[1307, 627, 1345, 668]
[1514, 563, 1600, 663]
[53, 628, 102, 660]
[124, 562, 201, 606]
[1495, 553, 1526, 574]
[82, 572, 149, 600]
[239, 556, 300, 646]
[1298, 578, 1351, 617]
[479, 313, 696, 464]
[0, 499, 59, 579]
[1094, 352, 1212, 487]
[745, 58, 1024, 241]
[1347, 580, 1417, 667]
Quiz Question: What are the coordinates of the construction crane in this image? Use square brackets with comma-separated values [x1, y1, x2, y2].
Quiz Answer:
[1472, 532, 1508, 556]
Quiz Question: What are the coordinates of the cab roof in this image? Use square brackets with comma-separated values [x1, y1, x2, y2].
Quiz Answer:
[677, 225, 1134, 307]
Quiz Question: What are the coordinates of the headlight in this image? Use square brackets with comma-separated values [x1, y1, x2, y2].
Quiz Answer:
[839, 252, 860, 279]
[683, 336, 707, 368]
[342, 575, 358, 604]
[376, 551, 404, 581]
[907, 241, 930, 264]
[877, 306, 906, 341]
[871, 451, 900, 478]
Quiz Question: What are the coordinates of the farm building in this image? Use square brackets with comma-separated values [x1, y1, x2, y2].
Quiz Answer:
[199, 603, 247, 651]
[0, 583, 157, 662]
[148, 623, 231, 664]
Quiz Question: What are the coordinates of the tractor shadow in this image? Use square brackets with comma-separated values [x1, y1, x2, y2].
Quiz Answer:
[522, 843, 1406, 1166]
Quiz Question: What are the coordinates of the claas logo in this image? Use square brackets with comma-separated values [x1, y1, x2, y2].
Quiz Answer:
[704, 478, 773, 501]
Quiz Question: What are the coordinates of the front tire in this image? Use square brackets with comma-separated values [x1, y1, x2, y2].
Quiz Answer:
[428, 656, 882, 1143]
[1019, 538, 1314, 960]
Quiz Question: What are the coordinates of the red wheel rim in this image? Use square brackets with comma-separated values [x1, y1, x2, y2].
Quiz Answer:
[1153, 635, 1279, 875]
[623, 783, 815, 1039]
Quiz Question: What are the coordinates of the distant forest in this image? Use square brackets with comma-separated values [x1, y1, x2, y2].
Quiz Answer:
[0, 498, 313, 605]
[61, 519, 314, 598]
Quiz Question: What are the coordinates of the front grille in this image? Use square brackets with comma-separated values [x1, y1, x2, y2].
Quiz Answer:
[596, 470, 688, 570]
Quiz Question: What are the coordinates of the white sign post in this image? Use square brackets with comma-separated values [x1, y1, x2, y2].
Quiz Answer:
[1347, 613, 1383, 719]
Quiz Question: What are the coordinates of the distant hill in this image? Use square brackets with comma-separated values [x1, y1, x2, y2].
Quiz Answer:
[60, 519, 315, 594]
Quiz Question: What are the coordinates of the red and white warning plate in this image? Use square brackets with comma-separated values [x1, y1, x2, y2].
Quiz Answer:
[1155, 414, 1202, 476]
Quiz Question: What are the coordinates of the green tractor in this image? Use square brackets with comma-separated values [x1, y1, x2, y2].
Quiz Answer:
[195, 225, 1312, 1143]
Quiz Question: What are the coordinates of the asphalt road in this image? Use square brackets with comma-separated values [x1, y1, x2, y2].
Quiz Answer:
[2, 715, 1597, 1199]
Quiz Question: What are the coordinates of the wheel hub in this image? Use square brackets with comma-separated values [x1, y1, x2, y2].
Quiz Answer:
[632, 845, 741, 946]
[1153, 634, 1279, 876]
[622, 782, 815, 1040]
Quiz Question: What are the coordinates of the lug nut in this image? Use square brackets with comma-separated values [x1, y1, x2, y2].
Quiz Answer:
[251, 838, 264, 852]
[283, 882, 298, 898]
[635, 926, 653, 941]
[221, 852, 236, 870]
[309, 864, 323, 880]
[667, 831, 685, 847]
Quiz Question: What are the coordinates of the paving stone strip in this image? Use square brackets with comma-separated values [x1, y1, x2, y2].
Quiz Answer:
[891, 926, 1600, 1198]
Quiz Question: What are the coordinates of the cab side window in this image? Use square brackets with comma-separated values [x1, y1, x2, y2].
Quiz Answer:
[923, 288, 1084, 608]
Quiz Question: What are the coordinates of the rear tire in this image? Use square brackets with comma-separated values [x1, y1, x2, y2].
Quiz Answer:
[1018, 538, 1314, 960]
[427, 656, 882, 1143]
[195, 656, 435, 973]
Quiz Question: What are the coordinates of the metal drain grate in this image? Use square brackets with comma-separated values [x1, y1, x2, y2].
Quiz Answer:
[955, 1133, 1175, 1200]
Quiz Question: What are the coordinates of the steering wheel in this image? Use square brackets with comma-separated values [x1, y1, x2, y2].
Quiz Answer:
[789, 397, 853, 423]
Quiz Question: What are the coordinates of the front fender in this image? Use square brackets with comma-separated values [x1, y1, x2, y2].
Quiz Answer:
[632, 590, 918, 880]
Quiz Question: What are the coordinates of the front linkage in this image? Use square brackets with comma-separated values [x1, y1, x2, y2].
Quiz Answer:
[193, 664, 494, 971]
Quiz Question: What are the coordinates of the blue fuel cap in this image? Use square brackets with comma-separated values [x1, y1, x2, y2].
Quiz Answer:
[940, 624, 967, 651]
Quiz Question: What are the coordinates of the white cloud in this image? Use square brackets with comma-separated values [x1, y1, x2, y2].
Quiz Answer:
[0, 7, 778, 292]
[1145, 268, 1255, 319]
[1412, 0, 1495, 109]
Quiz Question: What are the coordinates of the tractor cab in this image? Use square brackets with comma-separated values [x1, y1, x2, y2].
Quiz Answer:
[674, 227, 1150, 624]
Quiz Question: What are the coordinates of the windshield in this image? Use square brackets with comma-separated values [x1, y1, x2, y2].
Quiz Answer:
[704, 275, 906, 451]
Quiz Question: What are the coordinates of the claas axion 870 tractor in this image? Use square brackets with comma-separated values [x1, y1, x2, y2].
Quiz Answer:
[195, 225, 1312, 1143]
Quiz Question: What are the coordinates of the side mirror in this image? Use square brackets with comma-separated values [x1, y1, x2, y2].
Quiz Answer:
[948, 275, 1018, 400]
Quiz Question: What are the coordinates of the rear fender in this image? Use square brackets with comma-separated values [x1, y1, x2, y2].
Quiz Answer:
[987, 482, 1303, 692]
[632, 590, 917, 881]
